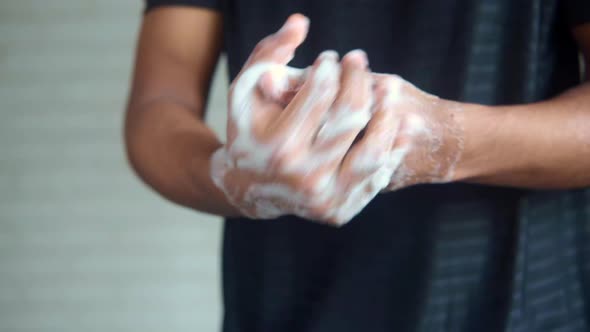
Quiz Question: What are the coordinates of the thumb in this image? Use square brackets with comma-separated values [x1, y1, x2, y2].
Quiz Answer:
[244, 13, 310, 67]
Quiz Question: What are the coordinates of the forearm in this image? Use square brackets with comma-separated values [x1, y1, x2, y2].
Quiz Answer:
[125, 99, 240, 217]
[454, 82, 590, 189]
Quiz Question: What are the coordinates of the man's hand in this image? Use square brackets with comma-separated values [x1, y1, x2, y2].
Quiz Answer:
[361, 75, 465, 191]
[212, 15, 590, 224]
[210, 15, 400, 225]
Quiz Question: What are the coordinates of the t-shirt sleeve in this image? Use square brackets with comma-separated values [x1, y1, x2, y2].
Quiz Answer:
[144, 0, 221, 12]
[563, 0, 590, 28]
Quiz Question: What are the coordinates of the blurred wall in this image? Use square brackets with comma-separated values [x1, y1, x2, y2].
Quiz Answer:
[0, 1, 229, 331]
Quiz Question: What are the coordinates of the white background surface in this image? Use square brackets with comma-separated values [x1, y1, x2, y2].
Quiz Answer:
[0, 1, 229, 331]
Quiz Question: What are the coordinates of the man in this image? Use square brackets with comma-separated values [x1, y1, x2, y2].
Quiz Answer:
[125, 0, 590, 331]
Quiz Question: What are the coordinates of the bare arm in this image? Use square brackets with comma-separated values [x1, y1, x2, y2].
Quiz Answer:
[125, 11, 392, 224]
[371, 24, 590, 191]
[453, 24, 590, 188]
[125, 7, 239, 216]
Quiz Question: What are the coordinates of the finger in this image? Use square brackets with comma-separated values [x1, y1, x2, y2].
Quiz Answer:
[338, 82, 400, 185]
[257, 65, 307, 105]
[372, 73, 405, 108]
[332, 49, 370, 114]
[339, 75, 415, 193]
[244, 14, 310, 68]
[374, 74, 421, 168]
[312, 50, 373, 165]
[323, 174, 382, 226]
[270, 50, 341, 154]
[309, 71, 391, 225]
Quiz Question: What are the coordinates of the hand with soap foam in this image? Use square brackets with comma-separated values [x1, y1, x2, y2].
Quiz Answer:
[362, 74, 465, 191]
[210, 14, 395, 225]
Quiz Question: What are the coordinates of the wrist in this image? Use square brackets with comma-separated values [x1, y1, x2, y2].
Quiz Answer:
[447, 101, 502, 182]
[189, 141, 243, 218]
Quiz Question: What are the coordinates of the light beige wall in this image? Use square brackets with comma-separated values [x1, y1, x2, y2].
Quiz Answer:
[0, 1, 229, 331]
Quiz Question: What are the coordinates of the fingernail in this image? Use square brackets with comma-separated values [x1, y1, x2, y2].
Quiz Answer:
[298, 15, 310, 29]
[312, 52, 340, 86]
[346, 49, 368, 68]
[280, 14, 310, 33]
[319, 50, 339, 62]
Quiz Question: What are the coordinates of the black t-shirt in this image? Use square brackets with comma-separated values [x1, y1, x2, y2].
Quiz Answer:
[145, 1, 590, 331]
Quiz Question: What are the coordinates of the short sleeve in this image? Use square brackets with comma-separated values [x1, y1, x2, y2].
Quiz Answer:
[562, 0, 590, 28]
[145, 0, 221, 13]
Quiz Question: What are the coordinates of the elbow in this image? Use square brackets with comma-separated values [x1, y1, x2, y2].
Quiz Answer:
[123, 102, 146, 182]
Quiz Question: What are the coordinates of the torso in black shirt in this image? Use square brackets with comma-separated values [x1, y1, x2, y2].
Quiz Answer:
[145, 1, 590, 331]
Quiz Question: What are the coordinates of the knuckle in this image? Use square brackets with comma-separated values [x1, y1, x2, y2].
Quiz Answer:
[388, 74, 404, 83]
[309, 204, 329, 220]
[382, 74, 404, 87]
[291, 174, 309, 191]
[374, 76, 404, 106]
[401, 113, 426, 135]
[269, 143, 294, 169]
[323, 211, 345, 226]
[376, 75, 402, 91]
[301, 177, 324, 197]
[270, 152, 290, 171]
